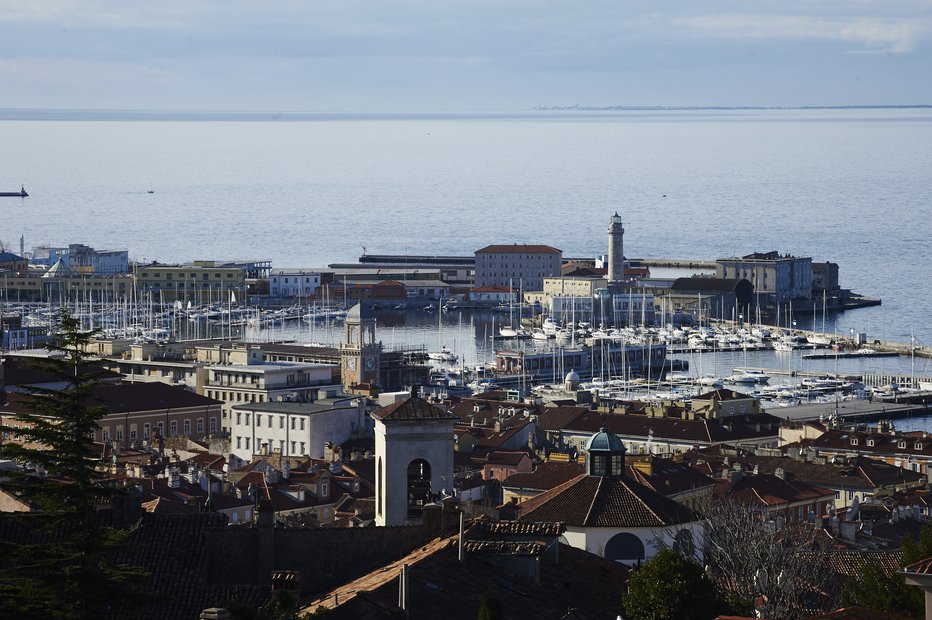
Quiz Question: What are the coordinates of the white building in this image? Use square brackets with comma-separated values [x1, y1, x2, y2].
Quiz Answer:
[229, 396, 368, 464]
[203, 359, 337, 433]
[519, 428, 704, 564]
[269, 268, 323, 299]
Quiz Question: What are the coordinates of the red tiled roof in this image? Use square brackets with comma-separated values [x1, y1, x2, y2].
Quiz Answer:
[519, 474, 700, 527]
[371, 396, 458, 421]
[476, 244, 561, 254]
[502, 461, 585, 491]
[902, 556, 932, 575]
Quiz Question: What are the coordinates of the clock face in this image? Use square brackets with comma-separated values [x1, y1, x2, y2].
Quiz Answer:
[346, 357, 357, 371]
[365, 357, 375, 370]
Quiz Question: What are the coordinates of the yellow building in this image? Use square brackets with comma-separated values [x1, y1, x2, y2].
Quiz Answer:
[136, 264, 246, 303]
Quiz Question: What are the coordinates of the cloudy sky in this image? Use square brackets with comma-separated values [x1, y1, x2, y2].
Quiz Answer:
[1, 0, 930, 111]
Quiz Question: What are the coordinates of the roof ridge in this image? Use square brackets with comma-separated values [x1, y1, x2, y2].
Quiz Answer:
[583, 477, 603, 526]
[622, 477, 668, 526]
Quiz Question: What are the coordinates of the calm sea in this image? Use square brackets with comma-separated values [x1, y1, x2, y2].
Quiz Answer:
[2, 109, 931, 354]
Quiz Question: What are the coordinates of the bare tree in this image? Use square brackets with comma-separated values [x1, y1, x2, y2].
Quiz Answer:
[702, 500, 837, 619]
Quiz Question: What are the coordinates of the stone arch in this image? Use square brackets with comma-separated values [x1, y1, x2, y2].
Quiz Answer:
[407, 458, 432, 518]
[604, 532, 645, 562]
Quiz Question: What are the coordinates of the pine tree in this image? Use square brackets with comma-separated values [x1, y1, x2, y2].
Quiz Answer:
[0, 310, 149, 619]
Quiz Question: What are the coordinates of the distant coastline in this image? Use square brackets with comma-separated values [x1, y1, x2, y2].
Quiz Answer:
[534, 104, 932, 111]
[1, 105, 931, 122]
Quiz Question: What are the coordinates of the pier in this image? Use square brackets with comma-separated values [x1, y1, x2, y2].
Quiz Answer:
[766, 399, 932, 424]
[629, 257, 717, 270]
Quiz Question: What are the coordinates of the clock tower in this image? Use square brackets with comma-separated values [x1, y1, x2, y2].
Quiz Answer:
[340, 303, 382, 391]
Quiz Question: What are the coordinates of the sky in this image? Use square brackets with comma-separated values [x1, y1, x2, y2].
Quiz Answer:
[1, 0, 931, 111]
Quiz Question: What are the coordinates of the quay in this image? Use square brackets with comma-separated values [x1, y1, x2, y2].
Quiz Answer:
[802, 351, 900, 360]
[628, 257, 717, 270]
[766, 399, 932, 424]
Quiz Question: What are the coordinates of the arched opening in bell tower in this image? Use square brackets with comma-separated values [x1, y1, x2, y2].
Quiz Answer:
[406, 458, 432, 518]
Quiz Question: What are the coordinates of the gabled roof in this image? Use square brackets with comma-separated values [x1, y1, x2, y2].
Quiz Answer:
[519, 473, 700, 527]
[371, 395, 458, 422]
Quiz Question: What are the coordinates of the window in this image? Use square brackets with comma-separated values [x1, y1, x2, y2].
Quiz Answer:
[867, 439, 875, 447]
[143, 423, 151, 439]
[183, 419, 191, 434]
[268, 416, 272, 428]
[256, 414, 262, 426]
[130, 424, 137, 440]
[237, 436, 242, 449]
[197, 418, 204, 433]
[299, 442, 305, 454]
[850, 438, 858, 446]
[157, 421, 164, 437]
[291, 441, 296, 454]
[291, 417, 296, 430]
[170, 421, 178, 436]
[245, 438, 250, 450]
[115, 427, 124, 441]
[300, 418, 305, 431]
[102, 428, 110, 442]
[916, 443, 924, 450]
[279, 416, 284, 429]
[899, 441, 907, 449]
[210, 417, 217, 432]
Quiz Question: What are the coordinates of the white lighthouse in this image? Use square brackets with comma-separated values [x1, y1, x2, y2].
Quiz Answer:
[607, 212, 625, 285]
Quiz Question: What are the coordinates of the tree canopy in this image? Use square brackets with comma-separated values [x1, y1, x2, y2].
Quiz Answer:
[621, 548, 720, 620]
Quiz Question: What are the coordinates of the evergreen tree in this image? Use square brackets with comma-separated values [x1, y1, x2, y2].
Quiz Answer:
[0, 310, 149, 619]
[621, 548, 719, 620]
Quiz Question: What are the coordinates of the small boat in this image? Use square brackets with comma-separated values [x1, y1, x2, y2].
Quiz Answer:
[0, 185, 28, 197]
[427, 346, 458, 363]
[726, 370, 771, 384]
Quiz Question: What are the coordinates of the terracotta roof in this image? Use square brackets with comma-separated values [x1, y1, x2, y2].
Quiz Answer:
[683, 448, 924, 492]
[371, 396, 458, 421]
[503, 461, 585, 492]
[627, 458, 716, 497]
[475, 244, 561, 254]
[461, 540, 546, 556]
[717, 474, 835, 507]
[304, 538, 628, 620]
[471, 520, 565, 537]
[563, 410, 780, 445]
[519, 474, 700, 527]
[902, 556, 932, 575]
[811, 429, 932, 459]
[483, 450, 531, 466]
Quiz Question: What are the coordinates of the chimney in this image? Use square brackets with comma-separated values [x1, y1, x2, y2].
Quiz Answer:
[528, 430, 535, 451]
[774, 467, 785, 480]
[282, 459, 291, 480]
[167, 467, 181, 489]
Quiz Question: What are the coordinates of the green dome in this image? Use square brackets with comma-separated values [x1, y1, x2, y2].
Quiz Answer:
[585, 427, 627, 455]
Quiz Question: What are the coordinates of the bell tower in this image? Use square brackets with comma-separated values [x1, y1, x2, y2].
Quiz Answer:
[371, 394, 457, 526]
[340, 303, 381, 390]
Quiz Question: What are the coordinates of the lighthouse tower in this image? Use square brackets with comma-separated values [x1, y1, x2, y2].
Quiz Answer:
[607, 212, 625, 285]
